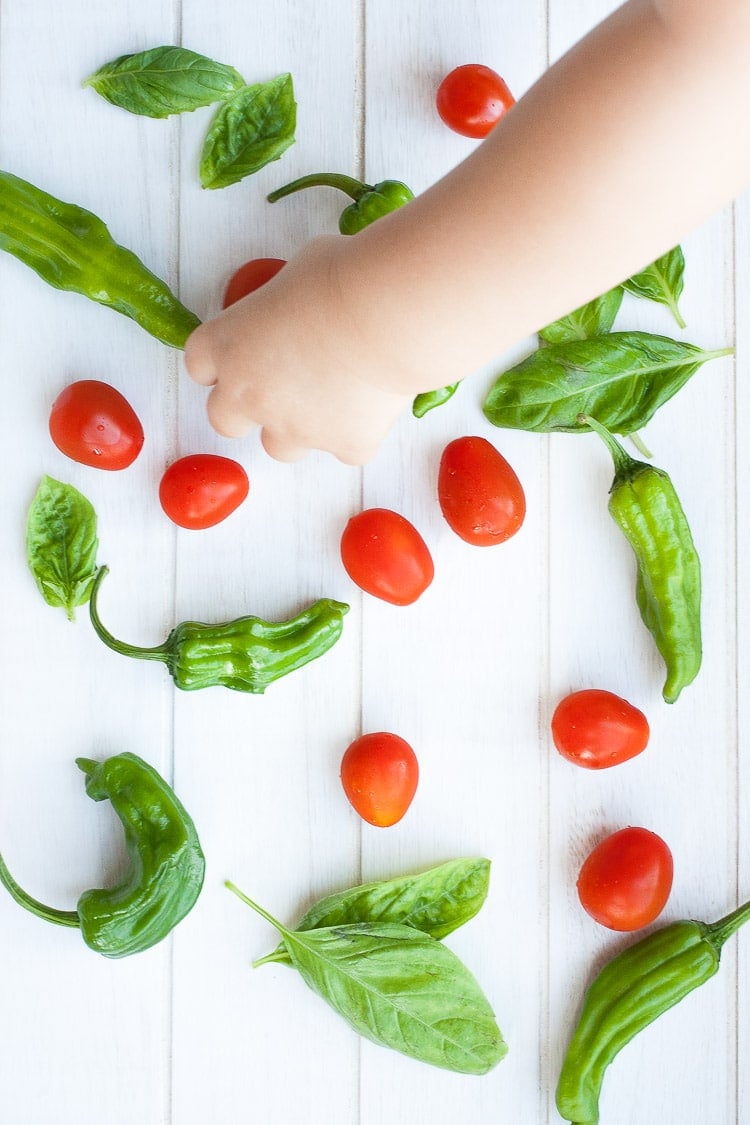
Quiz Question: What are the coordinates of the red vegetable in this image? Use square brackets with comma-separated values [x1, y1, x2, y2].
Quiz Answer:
[436, 64, 515, 139]
[551, 689, 649, 770]
[49, 379, 144, 470]
[340, 508, 434, 605]
[159, 453, 249, 530]
[222, 257, 286, 308]
[438, 435, 525, 546]
[340, 732, 419, 827]
[577, 827, 674, 931]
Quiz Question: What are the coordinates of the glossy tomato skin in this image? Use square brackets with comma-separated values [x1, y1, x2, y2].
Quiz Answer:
[222, 257, 287, 308]
[340, 732, 419, 827]
[49, 379, 144, 470]
[551, 689, 649, 769]
[577, 827, 674, 931]
[159, 454, 249, 530]
[438, 435, 526, 546]
[340, 508, 434, 605]
[436, 64, 515, 139]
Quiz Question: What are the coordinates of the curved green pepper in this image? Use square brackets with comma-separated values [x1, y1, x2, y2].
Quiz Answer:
[0, 169, 201, 348]
[267, 171, 413, 234]
[89, 565, 349, 692]
[0, 752, 205, 958]
[582, 414, 701, 703]
[556, 898, 750, 1124]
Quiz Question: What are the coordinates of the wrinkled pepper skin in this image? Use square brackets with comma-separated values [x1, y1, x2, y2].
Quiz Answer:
[0, 170, 201, 348]
[556, 901, 750, 1124]
[583, 415, 701, 703]
[0, 752, 205, 958]
[266, 171, 413, 234]
[89, 565, 349, 692]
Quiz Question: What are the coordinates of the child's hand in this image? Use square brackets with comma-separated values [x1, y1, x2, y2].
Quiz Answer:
[184, 236, 413, 465]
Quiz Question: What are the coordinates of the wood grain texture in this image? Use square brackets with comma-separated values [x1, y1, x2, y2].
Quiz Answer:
[0, 1, 744, 1123]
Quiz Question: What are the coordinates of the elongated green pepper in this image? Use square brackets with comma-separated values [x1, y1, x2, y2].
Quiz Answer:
[0, 752, 205, 957]
[0, 170, 201, 348]
[582, 414, 701, 703]
[267, 171, 413, 234]
[89, 565, 349, 692]
[556, 898, 750, 1124]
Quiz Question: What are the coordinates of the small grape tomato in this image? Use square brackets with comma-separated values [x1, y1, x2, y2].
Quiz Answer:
[223, 257, 287, 308]
[159, 453, 249, 530]
[577, 826, 674, 931]
[49, 379, 144, 470]
[340, 508, 434, 605]
[436, 64, 515, 139]
[340, 732, 419, 827]
[551, 689, 650, 769]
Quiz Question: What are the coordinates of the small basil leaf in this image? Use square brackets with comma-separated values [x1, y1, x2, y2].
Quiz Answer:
[284, 922, 507, 1074]
[483, 331, 731, 435]
[84, 46, 245, 118]
[539, 286, 623, 344]
[26, 477, 99, 620]
[622, 246, 686, 328]
[200, 74, 296, 189]
[413, 382, 460, 418]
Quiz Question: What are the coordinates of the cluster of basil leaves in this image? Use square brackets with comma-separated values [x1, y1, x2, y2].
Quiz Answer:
[84, 46, 297, 189]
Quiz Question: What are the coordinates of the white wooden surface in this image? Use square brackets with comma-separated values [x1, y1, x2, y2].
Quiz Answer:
[0, 2, 743, 1122]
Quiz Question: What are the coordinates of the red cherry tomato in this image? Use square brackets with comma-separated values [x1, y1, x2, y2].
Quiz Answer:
[159, 454, 249, 530]
[551, 689, 650, 770]
[436, 64, 515, 139]
[340, 508, 434, 605]
[340, 732, 419, 827]
[49, 379, 144, 470]
[438, 435, 526, 546]
[222, 257, 287, 308]
[577, 827, 674, 931]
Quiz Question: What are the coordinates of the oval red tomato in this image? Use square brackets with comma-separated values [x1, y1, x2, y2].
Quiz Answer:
[577, 827, 674, 931]
[551, 689, 649, 770]
[436, 64, 515, 139]
[340, 508, 434, 605]
[49, 379, 144, 470]
[340, 732, 419, 827]
[159, 453, 249, 530]
[222, 257, 287, 308]
[438, 435, 526, 546]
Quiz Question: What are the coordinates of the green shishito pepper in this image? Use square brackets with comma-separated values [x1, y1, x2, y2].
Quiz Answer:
[0, 170, 201, 348]
[267, 171, 413, 234]
[0, 752, 205, 958]
[582, 414, 701, 703]
[89, 565, 349, 692]
[556, 898, 750, 1124]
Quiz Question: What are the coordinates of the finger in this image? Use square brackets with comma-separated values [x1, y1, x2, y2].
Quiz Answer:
[206, 384, 257, 439]
[183, 325, 217, 387]
[260, 429, 309, 463]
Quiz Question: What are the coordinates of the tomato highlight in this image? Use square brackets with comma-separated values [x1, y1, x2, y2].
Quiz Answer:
[159, 453, 249, 530]
[577, 827, 674, 931]
[49, 379, 144, 470]
[340, 732, 419, 827]
[340, 507, 434, 605]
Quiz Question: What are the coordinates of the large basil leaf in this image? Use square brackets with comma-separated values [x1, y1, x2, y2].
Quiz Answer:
[260, 858, 490, 966]
[84, 46, 245, 118]
[483, 331, 731, 435]
[26, 477, 99, 620]
[200, 74, 296, 189]
[622, 246, 686, 328]
[539, 286, 623, 345]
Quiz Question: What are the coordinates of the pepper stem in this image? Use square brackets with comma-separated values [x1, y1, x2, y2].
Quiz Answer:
[0, 852, 80, 929]
[705, 898, 750, 950]
[88, 566, 169, 663]
[578, 413, 639, 477]
[267, 172, 369, 204]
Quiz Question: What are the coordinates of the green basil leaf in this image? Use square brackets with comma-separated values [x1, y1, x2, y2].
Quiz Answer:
[539, 286, 623, 344]
[622, 246, 686, 328]
[483, 331, 732, 435]
[200, 74, 296, 189]
[261, 858, 491, 966]
[84, 46, 245, 118]
[26, 477, 99, 620]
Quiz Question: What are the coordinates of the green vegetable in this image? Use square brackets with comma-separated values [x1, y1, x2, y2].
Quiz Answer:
[622, 245, 686, 329]
[556, 897, 750, 1125]
[226, 881, 506, 1074]
[267, 171, 413, 234]
[538, 287, 623, 345]
[0, 170, 200, 348]
[26, 476, 98, 620]
[83, 46, 245, 117]
[257, 857, 491, 967]
[88, 564, 348, 692]
[483, 331, 731, 435]
[412, 383, 460, 418]
[583, 414, 701, 703]
[0, 752, 205, 958]
[200, 73, 296, 189]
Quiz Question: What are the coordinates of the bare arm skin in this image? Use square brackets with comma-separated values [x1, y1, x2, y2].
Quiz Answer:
[185, 0, 750, 464]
